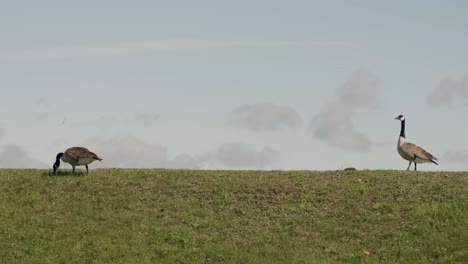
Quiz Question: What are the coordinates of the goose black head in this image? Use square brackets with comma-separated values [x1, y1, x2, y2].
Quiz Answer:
[53, 152, 64, 174]
[394, 115, 405, 121]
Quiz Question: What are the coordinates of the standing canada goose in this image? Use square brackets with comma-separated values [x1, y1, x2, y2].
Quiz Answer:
[395, 115, 438, 171]
[53, 147, 102, 174]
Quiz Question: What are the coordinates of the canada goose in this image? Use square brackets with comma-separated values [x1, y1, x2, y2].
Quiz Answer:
[395, 115, 438, 171]
[53, 147, 102, 174]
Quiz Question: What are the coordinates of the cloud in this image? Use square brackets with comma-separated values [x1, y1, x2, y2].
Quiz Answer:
[0, 144, 48, 168]
[313, 102, 371, 152]
[440, 150, 468, 163]
[59, 137, 280, 170]
[229, 103, 302, 131]
[428, 76, 468, 107]
[200, 142, 280, 169]
[81, 136, 198, 169]
[338, 70, 380, 108]
[0, 40, 313, 61]
[0, 124, 4, 142]
[78, 137, 281, 170]
[83, 137, 168, 168]
[67, 112, 160, 129]
[168, 154, 200, 169]
[133, 113, 160, 127]
[0, 125, 47, 168]
[310, 69, 379, 152]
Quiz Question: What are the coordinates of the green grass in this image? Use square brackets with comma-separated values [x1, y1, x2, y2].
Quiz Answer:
[0, 169, 467, 263]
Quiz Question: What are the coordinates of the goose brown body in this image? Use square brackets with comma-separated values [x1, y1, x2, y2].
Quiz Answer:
[53, 147, 102, 174]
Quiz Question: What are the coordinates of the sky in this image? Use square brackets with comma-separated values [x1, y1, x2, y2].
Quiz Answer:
[1, 0, 468, 171]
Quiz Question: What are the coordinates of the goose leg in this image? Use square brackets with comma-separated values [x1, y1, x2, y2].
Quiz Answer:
[414, 163, 417, 171]
[86, 165, 89, 174]
[406, 161, 412, 170]
[72, 165, 75, 173]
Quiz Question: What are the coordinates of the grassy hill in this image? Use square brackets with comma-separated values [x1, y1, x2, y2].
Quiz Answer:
[0, 169, 466, 263]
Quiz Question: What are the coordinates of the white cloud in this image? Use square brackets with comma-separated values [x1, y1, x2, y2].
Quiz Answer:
[0, 40, 308, 61]
[133, 113, 160, 127]
[310, 69, 379, 152]
[313, 102, 371, 152]
[168, 154, 200, 169]
[229, 103, 302, 131]
[81, 136, 198, 169]
[0, 124, 4, 142]
[428, 76, 468, 107]
[440, 150, 468, 163]
[66, 138, 280, 170]
[75, 137, 281, 170]
[0, 144, 48, 169]
[338, 69, 380, 108]
[200, 142, 280, 169]
[67, 112, 160, 129]
[0, 126, 47, 168]
[82, 137, 168, 168]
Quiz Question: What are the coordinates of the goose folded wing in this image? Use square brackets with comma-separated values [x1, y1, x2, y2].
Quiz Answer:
[67, 147, 101, 160]
[403, 143, 437, 161]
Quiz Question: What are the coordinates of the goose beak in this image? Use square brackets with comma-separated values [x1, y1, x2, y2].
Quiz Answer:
[394, 116, 399, 120]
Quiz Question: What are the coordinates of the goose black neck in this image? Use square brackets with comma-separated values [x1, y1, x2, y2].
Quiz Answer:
[55, 153, 63, 166]
[400, 120, 405, 138]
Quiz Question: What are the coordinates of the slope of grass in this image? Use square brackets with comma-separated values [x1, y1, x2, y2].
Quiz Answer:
[0, 169, 466, 263]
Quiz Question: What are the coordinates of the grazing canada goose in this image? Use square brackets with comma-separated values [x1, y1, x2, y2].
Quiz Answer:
[53, 147, 102, 174]
[395, 115, 438, 171]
